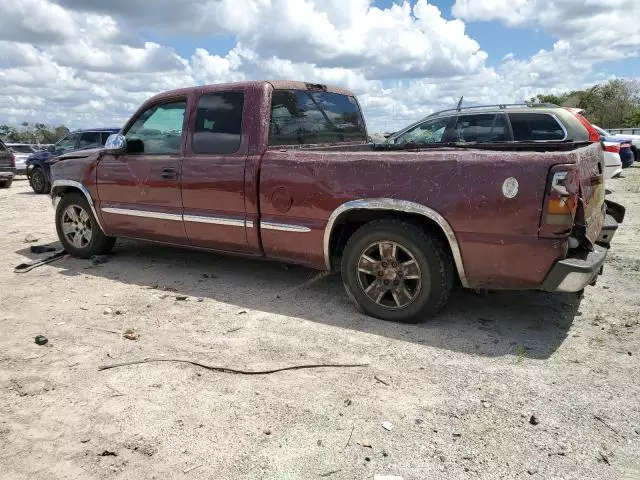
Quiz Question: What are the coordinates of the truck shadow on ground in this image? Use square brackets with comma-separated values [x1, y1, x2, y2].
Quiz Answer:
[18, 239, 582, 360]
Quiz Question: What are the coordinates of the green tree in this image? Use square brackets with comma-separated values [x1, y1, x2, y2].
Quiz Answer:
[0, 123, 70, 144]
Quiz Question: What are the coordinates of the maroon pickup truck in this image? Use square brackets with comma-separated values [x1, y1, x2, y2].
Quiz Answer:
[50, 80, 622, 323]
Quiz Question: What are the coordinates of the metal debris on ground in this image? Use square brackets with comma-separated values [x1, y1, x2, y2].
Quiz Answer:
[236, 309, 247, 315]
[24, 234, 39, 243]
[183, 464, 203, 474]
[14, 250, 66, 273]
[123, 329, 139, 341]
[529, 415, 540, 426]
[175, 295, 188, 301]
[34, 335, 48, 346]
[30, 245, 57, 254]
[99, 450, 117, 456]
[319, 469, 341, 477]
[374, 375, 390, 386]
[382, 422, 394, 431]
[91, 255, 110, 265]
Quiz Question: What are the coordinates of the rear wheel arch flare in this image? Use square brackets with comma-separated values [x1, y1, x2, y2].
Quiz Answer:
[323, 198, 469, 288]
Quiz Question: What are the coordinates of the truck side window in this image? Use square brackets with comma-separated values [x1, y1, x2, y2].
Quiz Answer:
[509, 113, 566, 141]
[269, 90, 366, 145]
[450, 114, 507, 142]
[192, 92, 244, 154]
[125, 100, 186, 154]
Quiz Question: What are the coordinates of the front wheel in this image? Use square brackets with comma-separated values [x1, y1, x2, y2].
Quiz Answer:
[29, 167, 49, 194]
[341, 219, 454, 323]
[55, 192, 116, 258]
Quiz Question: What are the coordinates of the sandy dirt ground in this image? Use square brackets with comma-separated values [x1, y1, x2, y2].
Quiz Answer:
[1, 169, 639, 480]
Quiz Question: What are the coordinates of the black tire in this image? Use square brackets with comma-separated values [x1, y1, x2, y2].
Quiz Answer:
[55, 192, 116, 258]
[0, 179, 12, 188]
[341, 219, 454, 323]
[29, 167, 49, 194]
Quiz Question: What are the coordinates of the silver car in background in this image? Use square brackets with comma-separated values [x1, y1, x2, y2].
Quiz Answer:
[6, 143, 39, 174]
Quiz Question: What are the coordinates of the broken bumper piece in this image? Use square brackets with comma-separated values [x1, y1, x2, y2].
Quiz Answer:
[540, 244, 608, 293]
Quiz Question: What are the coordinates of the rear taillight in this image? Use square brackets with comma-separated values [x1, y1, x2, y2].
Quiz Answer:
[539, 165, 579, 238]
[10, 153, 16, 168]
[565, 108, 600, 142]
[604, 144, 621, 154]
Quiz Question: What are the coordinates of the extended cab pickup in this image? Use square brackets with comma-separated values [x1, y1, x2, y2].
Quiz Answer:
[50, 80, 622, 323]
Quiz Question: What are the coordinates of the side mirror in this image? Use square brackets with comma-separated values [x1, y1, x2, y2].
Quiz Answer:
[104, 133, 127, 153]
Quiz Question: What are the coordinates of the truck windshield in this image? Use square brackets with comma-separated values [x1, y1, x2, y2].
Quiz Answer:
[269, 89, 366, 146]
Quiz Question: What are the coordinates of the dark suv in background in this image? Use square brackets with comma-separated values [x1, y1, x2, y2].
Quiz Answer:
[383, 104, 597, 146]
[26, 128, 119, 194]
[0, 139, 16, 188]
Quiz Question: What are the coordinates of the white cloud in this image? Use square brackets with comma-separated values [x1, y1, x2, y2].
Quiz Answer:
[452, 0, 640, 61]
[0, 0, 638, 133]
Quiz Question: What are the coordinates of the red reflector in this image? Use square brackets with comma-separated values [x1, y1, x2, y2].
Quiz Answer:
[604, 144, 621, 153]
[565, 108, 600, 142]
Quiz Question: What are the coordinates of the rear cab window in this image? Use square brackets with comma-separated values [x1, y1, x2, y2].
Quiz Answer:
[268, 89, 366, 146]
[192, 92, 244, 154]
[509, 113, 566, 141]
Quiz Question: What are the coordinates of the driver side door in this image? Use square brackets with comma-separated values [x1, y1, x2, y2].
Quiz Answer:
[96, 98, 189, 244]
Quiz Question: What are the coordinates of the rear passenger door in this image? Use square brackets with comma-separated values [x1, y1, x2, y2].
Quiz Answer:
[181, 89, 253, 253]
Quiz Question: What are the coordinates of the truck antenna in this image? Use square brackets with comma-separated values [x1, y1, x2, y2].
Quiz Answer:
[456, 96, 464, 110]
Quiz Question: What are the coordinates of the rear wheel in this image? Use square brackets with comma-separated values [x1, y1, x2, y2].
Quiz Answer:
[29, 167, 49, 194]
[341, 219, 454, 323]
[0, 179, 12, 188]
[55, 192, 116, 258]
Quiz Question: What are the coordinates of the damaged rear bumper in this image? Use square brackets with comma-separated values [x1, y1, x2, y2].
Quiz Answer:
[540, 245, 608, 293]
[541, 201, 623, 293]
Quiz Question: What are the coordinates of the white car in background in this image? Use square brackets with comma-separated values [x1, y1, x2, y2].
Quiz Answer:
[602, 140, 623, 180]
[6, 143, 38, 175]
[594, 125, 640, 162]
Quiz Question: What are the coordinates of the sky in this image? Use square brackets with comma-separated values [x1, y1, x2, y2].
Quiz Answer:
[0, 0, 639, 133]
